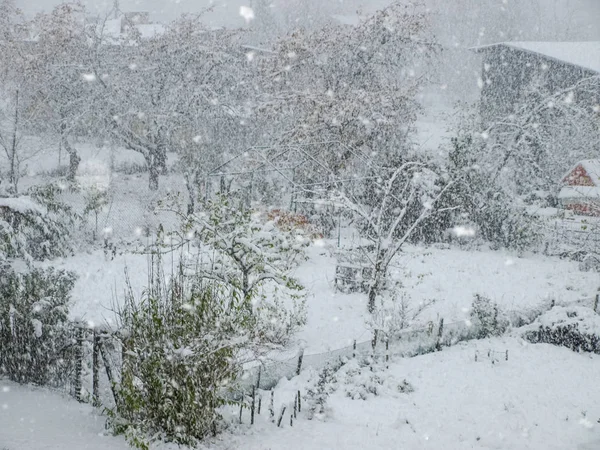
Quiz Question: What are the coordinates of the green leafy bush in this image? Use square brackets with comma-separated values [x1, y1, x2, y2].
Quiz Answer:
[0, 267, 76, 385]
[111, 277, 253, 448]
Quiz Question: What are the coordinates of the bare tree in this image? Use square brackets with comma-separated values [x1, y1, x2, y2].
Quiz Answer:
[0, 0, 37, 192]
[332, 162, 455, 312]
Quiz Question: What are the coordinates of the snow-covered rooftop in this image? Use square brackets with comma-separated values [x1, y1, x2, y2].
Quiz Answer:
[95, 16, 165, 44]
[471, 41, 600, 74]
[135, 23, 166, 39]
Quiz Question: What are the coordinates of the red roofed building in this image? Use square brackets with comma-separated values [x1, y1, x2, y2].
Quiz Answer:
[559, 160, 600, 216]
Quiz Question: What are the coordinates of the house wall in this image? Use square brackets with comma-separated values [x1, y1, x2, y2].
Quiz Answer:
[563, 200, 600, 216]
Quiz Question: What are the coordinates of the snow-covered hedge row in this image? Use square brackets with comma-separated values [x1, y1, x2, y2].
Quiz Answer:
[522, 306, 600, 354]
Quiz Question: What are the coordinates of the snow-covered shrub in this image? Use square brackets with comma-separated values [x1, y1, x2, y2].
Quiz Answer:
[305, 360, 344, 420]
[163, 193, 308, 319]
[0, 267, 76, 385]
[0, 184, 77, 263]
[523, 306, 600, 354]
[339, 359, 414, 401]
[443, 132, 541, 252]
[82, 185, 109, 241]
[367, 290, 436, 342]
[470, 294, 509, 338]
[255, 290, 307, 347]
[110, 266, 255, 448]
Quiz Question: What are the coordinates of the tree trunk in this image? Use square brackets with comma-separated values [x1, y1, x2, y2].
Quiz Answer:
[242, 269, 253, 314]
[146, 154, 159, 191]
[63, 138, 80, 183]
[8, 90, 20, 194]
[184, 170, 196, 215]
[367, 249, 386, 313]
[156, 127, 168, 175]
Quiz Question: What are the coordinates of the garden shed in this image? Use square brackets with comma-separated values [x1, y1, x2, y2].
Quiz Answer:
[559, 160, 600, 216]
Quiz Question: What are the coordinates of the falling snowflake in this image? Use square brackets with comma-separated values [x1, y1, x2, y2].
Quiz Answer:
[452, 226, 475, 237]
[563, 91, 574, 104]
[239, 6, 255, 24]
[82, 73, 96, 82]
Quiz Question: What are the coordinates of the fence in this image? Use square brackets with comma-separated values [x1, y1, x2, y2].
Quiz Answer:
[8, 295, 597, 410]
[239, 295, 600, 394]
[20, 322, 125, 408]
[239, 317, 476, 393]
[546, 217, 600, 255]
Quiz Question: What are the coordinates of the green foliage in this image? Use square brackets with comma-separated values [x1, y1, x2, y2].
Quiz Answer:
[470, 294, 508, 339]
[0, 267, 76, 385]
[444, 132, 541, 251]
[164, 193, 308, 340]
[111, 270, 252, 448]
[255, 290, 307, 346]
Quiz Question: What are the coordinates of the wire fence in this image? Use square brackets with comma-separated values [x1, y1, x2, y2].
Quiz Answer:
[239, 295, 600, 393]
[6, 295, 597, 412]
[240, 318, 476, 393]
[545, 217, 600, 256]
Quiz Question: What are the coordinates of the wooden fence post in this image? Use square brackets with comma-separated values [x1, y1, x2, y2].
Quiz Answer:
[92, 330, 100, 407]
[594, 292, 599, 313]
[371, 329, 379, 362]
[256, 365, 262, 390]
[239, 402, 243, 424]
[297, 390, 301, 412]
[99, 339, 119, 408]
[258, 396, 262, 415]
[435, 318, 444, 351]
[296, 349, 304, 376]
[353, 339, 357, 358]
[277, 406, 287, 427]
[269, 390, 275, 422]
[293, 393, 297, 418]
[74, 325, 84, 402]
[250, 386, 256, 425]
[385, 339, 389, 368]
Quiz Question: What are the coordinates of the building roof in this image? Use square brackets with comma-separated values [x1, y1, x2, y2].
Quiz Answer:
[470, 41, 600, 74]
[558, 186, 600, 200]
[96, 15, 165, 45]
[562, 159, 600, 184]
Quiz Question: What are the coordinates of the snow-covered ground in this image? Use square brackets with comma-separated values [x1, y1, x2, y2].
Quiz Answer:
[4, 336, 600, 450]
[216, 337, 600, 450]
[47, 241, 598, 355]
[0, 382, 129, 450]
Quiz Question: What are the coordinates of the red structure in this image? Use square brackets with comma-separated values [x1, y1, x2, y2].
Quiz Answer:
[559, 160, 600, 216]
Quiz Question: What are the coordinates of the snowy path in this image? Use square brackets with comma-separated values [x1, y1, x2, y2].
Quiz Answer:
[0, 381, 128, 450]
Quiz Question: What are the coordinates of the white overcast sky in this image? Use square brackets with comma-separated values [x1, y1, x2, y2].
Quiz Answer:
[15, 0, 600, 40]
